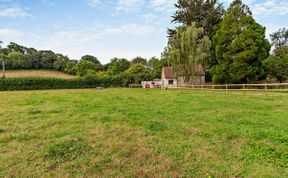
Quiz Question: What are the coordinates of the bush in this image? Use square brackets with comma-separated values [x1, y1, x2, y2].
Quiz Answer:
[0, 77, 102, 91]
[0, 72, 154, 91]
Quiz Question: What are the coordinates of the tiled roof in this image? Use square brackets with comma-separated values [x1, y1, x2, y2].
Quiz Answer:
[162, 65, 205, 79]
[163, 67, 173, 78]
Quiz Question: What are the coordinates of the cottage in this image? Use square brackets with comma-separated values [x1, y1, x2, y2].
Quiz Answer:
[161, 66, 205, 88]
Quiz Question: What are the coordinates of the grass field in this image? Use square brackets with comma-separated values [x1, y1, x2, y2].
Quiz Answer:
[0, 89, 287, 177]
[3, 70, 76, 79]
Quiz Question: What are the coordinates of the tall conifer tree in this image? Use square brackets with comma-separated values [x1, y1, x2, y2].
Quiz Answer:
[211, 0, 270, 84]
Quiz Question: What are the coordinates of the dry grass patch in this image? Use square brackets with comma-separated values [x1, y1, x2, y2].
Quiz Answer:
[5, 70, 76, 79]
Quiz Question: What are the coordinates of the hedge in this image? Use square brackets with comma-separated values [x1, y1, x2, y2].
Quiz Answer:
[0, 73, 153, 91]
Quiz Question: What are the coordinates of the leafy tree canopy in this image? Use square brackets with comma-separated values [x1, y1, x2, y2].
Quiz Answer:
[169, 23, 211, 82]
[211, 0, 270, 84]
[263, 28, 288, 83]
[171, 0, 225, 38]
[270, 28, 288, 48]
[107, 57, 130, 75]
[80, 55, 101, 65]
[131, 56, 147, 65]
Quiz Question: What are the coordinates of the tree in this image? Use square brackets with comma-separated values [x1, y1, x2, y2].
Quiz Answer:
[0, 41, 5, 78]
[80, 55, 103, 71]
[160, 47, 169, 66]
[147, 57, 166, 78]
[64, 60, 78, 75]
[169, 23, 211, 83]
[211, 0, 270, 84]
[53, 54, 70, 71]
[125, 64, 147, 75]
[263, 53, 288, 83]
[39, 50, 57, 69]
[76, 60, 98, 76]
[171, 0, 225, 80]
[80, 55, 101, 65]
[107, 58, 130, 75]
[263, 28, 288, 83]
[270, 28, 288, 48]
[171, 0, 225, 38]
[131, 57, 147, 65]
[7, 42, 27, 54]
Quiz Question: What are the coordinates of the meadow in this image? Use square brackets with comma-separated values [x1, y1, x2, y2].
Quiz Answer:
[4, 70, 76, 79]
[0, 88, 287, 177]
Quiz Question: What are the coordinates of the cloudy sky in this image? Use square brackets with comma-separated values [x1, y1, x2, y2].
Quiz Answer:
[0, 0, 287, 63]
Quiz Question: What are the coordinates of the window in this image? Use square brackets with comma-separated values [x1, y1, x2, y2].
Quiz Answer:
[168, 80, 174, 85]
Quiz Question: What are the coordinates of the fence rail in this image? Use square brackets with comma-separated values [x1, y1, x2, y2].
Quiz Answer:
[162, 83, 288, 91]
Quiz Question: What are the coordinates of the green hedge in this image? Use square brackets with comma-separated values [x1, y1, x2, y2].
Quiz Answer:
[0, 73, 153, 91]
[0, 77, 99, 91]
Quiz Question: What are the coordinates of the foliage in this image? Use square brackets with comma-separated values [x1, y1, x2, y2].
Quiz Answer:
[64, 60, 78, 75]
[171, 0, 225, 38]
[80, 55, 103, 71]
[131, 56, 147, 65]
[211, 0, 270, 84]
[76, 60, 98, 77]
[53, 54, 70, 71]
[263, 28, 288, 82]
[270, 28, 288, 48]
[0, 77, 101, 91]
[107, 57, 130, 75]
[147, 57, 166, 78]
[125, 64, 147, 74]
[169, 23, 211, 82]
[263, 52, 288, 83]
[0, 72, 155, 91]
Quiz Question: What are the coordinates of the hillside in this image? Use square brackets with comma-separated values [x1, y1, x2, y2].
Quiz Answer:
[3, 70, 77, 79]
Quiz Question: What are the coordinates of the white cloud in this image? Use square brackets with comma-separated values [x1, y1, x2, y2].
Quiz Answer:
[0, 7, 30, 18]
[149, 0, 175, 12]
[87, 0, 102, 7]
[105, 24, 156, 36]
[117, 0, 145, 12]
[223, 0, 288, 16]
[252, 0, 288, 16]
[0, 28, 23, 46]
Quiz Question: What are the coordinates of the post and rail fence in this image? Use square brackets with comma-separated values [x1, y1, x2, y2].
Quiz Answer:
[161, 83, 288, 94]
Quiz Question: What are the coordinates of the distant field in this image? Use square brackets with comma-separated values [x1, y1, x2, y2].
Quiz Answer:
[0, 89, 287, 177]
[4, 70, 76, 79]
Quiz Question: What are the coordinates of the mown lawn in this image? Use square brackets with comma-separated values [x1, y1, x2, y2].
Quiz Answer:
[0, 89, 287, 177]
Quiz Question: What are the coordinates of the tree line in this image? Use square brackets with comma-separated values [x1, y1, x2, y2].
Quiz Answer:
[0, 42, 167, 81]
[168, 0, 288, 84]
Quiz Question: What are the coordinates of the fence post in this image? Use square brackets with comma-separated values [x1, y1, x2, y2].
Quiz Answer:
[226, 84, 228, 95]
[243, 84, 246, 95]
[265, 83, 268, 96]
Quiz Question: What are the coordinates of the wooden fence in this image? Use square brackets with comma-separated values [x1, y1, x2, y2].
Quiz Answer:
[162, 83, 288, 92]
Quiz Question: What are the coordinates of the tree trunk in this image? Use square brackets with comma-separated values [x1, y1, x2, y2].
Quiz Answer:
[2, 60, 5, 78]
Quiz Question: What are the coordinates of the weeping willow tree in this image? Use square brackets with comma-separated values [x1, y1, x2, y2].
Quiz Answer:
[169, 23, 211, 84]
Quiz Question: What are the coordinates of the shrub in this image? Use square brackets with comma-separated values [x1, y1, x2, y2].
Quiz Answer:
[0, 72, 154, 91]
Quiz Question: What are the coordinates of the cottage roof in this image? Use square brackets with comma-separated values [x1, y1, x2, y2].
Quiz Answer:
[163, 67, 173, 79]
[162, 65, 205, 79]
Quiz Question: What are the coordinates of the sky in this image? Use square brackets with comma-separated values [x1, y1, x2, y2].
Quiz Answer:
[0, 0, 288, 64]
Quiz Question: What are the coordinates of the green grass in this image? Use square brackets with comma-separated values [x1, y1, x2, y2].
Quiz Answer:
[4, 70, 76, 79]
[0, 88, 287, 177]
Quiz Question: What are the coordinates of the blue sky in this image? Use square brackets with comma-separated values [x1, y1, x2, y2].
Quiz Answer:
[0, 0, 287, 63]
